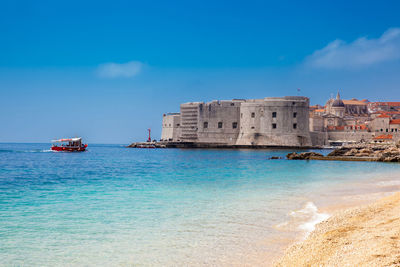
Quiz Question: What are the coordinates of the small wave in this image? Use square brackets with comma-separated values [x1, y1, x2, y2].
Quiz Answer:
[276, 202, 330, 237]
[0, 149, 14, 153]
[293, 202, 330, 234]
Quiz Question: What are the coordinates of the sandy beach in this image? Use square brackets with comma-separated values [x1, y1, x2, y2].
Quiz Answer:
[275, 192, 400, 266]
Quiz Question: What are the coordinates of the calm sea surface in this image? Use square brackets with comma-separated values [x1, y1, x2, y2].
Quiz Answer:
[1, 143, 400, 266]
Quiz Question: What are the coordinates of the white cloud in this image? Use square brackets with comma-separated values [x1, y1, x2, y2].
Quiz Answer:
[305, 28, 400, 69]
[97, 61, 144, 78]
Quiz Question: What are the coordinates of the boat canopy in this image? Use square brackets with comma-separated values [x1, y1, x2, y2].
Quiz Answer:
[52, 137, 82, 143]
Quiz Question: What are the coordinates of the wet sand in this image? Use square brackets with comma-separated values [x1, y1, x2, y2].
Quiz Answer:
[275, 192, 400, 266]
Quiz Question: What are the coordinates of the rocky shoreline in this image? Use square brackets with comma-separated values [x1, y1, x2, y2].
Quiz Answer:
[286, 144, 400, 163]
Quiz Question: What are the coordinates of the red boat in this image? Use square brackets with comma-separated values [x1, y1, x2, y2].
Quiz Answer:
[51, 137, 87, 152]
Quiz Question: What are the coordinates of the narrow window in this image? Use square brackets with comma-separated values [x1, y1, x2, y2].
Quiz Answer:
[208, 105, 211, 111]
[176, 124, 180, 127]
[218, 122, 223, 128]
[293, 123, 297, 129]
[203, 122, 208, 128]
[272, 112, 277, 118]
[241, 113, 243, 118]
[293, 112, 297, 118]
[381, 129, 383, 132]
[230, 103, 234, 106]
[272, 123, 277, 129]
[251, 112, 255, 118]
[386, 129, 388, 132]
[232, 122, 238, 129]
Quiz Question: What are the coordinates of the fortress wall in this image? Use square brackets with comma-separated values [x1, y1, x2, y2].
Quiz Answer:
[310, 131, 328, 146]
[236, 96, 312, 147]
[327, 132, 374, 142]
[161, 114, 181, 142]
[196, 100, 243, 144]
[180, 103, 201, 142]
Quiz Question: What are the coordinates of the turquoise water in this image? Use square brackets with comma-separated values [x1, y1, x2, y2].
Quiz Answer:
[1, 143, 400, 266]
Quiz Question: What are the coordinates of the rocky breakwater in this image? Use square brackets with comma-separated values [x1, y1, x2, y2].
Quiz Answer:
[127, 142, 166, 148]
[286, 144, 400, 162]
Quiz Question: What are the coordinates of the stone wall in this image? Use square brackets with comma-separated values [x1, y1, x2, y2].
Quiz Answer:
[236, 96, 312, 147]
[196, 100, 243, 144]
[161, 113, 181, 142]
[180, 102, 201, 142]
[310, 131, 328, 146]
[327, 132, 374, 142]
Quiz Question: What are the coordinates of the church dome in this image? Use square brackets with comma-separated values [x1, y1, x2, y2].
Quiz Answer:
[332, 99, 345, 107]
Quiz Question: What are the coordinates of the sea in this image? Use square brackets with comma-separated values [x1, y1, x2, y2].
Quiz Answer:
[1, 143, 400, 266]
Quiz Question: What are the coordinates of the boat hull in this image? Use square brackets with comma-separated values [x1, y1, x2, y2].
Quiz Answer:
[51, 146, 87, 152]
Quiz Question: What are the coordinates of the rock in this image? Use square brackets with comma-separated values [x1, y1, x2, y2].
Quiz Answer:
[286, 152, 323, 160]
[344, 148, 359, 156]
[327, 147, 351, 157]
[269, 156, 282, 160]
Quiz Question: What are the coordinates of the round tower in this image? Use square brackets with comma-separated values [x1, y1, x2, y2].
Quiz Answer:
[236, 96, 312, 147]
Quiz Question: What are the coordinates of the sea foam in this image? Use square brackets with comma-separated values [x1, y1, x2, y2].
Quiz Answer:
[290, 202, 330, 235]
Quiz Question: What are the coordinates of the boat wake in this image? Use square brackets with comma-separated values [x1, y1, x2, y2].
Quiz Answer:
[0, 149, 54, 153]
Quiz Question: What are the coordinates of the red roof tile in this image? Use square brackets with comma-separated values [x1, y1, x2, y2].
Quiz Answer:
[390, 119, 400, 125]
[374, 134, 393, 140]
[377, 114, 391, 118]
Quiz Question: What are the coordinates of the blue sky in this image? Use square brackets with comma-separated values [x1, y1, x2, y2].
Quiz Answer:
[1, 0, 400, 143]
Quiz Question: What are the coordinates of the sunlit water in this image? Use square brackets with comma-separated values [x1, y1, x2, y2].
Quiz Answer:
[1, 143, 400, 266]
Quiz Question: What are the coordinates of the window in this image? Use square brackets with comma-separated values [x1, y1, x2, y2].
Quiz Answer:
[203, 122, 208, 128]
[230, 103, 235, 106]
[176, 124, 180, 127]
[392, 129, 394, 132]
[293, 123, 297, 129]
[251, 112, 255, 118]
[381, 129, 383, 132]
[272, 112, 277, 118]
[272, 123, 277, 129]
[386, 129, 388, 132]
[251, 126, 255, 129]
[232, 122, 238, 129]
[218, 122, 223, 128]
[293, 112, 297, 118]
[241, 113, 243, 118]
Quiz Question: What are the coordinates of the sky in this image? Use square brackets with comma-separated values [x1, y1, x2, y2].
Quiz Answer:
[1, 0, 400, 143]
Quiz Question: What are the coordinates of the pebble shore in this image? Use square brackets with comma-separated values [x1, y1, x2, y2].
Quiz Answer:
[275, 192, 400, 266]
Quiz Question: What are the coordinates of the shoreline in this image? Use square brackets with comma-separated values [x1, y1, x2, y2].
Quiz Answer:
[274, 191, 400, 266]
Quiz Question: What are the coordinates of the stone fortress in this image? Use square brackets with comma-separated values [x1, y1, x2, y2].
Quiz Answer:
[160, 93, 400, 148]
[161, 96, 312, 147]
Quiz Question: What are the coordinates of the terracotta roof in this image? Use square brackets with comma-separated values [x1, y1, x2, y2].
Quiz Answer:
[370, 102, 400, 107]
[373, 134, 393, 140]
[386, 102, 400, 107]
[342, 100, 367, 105]
[390, 119, 400, 125]
[315, 109, 325, 112]
[377, 114, 391, 118]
